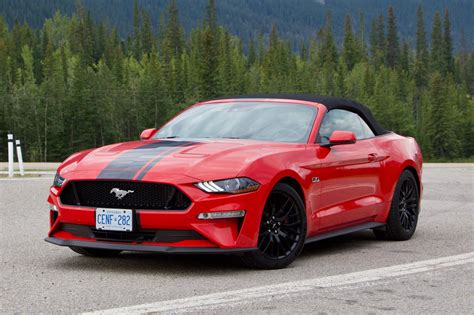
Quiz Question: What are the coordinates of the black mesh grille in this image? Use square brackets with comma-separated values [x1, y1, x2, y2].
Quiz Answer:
[60, 224, 205, 243]
[60, 180, 191, 210]
[92, 229, 157, 242]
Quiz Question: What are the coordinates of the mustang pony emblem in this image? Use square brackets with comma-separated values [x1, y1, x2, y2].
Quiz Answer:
[110, 188, 134, 200]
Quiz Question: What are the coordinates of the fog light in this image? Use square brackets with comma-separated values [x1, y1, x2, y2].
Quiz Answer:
[198, 210, 245, 220]
[49, 203, 58, 211]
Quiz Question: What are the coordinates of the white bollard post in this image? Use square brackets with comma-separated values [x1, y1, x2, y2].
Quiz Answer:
[7, 133, 14, 178]
[15, 139, 25, 176]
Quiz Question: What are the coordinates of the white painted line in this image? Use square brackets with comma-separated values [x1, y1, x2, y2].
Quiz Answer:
[0, 177, 53, 181]
[0, 171, 55, 175]
[84, 252, 474, 315]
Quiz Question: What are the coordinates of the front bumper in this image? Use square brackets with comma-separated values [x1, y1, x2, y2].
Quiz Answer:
[45, 237, 257, 254]
[47, 179, 269, 252]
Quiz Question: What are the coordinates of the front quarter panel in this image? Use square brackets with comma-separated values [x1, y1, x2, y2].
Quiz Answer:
[237, 145, 319, 238]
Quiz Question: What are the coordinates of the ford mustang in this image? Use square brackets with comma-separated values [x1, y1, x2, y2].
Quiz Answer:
[45, 95, 423, 269]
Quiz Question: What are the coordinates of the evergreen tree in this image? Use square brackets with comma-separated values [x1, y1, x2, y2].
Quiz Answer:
[443, 9, 453, 74]
[162, 0, 184, 60]
[369, 15, 385, 67]
[414, 5, 428, 88]
[400, 40, 410, 72]
[321, 13, 338, 67]
[342, 15, 356, 70]
[431, 11, 444, 73]
[198, 0, 219, 99]
[141, 10, 153, 55]
[206, 0, 217, 35]
[427, 74, 461, 159]
[247, 37, 256, 67]
[386, 6, 399, 68]
[132, 0, 141, 59]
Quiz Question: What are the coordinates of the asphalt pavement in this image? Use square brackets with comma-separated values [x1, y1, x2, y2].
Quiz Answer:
[0, 164, 473, 314]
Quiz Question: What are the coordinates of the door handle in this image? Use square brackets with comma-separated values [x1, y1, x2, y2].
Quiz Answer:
[368, 153, 378, 162]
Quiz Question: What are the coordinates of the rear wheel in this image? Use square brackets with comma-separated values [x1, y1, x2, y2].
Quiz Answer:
[373, 170, 419, 241]
[69, 246, 122, 257]
[240, 183, 306, 269]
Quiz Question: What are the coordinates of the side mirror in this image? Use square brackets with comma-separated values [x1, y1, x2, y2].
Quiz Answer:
[322, 130, 356, 147]
[140, 128, 157, 140]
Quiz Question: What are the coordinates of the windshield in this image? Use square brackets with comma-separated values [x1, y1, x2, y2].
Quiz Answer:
[154, 102, 317, 143]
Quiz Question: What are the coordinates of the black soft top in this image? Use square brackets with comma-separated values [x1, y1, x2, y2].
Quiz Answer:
[213, 94, 388, 136]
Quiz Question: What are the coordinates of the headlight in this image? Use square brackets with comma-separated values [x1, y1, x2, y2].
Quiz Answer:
[53, 173, 66, 187]
[195, 177, 260, 194]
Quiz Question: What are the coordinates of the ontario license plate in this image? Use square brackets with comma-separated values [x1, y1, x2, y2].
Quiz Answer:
[96, 208, 133, 232]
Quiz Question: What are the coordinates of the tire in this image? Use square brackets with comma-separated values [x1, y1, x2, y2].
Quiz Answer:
[240, 183, 307, 269]
[69, 246, 122, 257]
[374, 170, 420, 241]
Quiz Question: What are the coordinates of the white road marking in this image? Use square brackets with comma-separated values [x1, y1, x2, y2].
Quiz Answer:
[0, 177, 53, 181]
[84, 252, 474, 315]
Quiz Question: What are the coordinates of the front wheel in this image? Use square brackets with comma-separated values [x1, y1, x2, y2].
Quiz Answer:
[374, 170, 420, 241]
[240, 183, 307, 269]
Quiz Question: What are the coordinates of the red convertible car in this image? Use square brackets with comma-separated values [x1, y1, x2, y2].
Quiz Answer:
[46, 95, 423, 269]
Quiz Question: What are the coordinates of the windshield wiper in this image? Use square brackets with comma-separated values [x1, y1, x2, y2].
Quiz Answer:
[159, 136, 180, 139]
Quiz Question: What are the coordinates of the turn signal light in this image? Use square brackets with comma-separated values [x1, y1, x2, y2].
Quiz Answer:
[197, 210, 245, 220]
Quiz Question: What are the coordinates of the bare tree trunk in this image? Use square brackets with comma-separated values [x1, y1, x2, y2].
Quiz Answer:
[44, 102, 48, 162]
[31, 98, 43, 162]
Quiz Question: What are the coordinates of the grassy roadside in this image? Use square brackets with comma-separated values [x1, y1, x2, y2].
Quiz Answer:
[425, 157, 474, 163]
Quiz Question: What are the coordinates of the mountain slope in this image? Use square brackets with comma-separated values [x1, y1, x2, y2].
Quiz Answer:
[1, 0, 473, 48]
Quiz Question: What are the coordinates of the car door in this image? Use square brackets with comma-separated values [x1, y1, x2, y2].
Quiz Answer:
[315, 109, 383, 230]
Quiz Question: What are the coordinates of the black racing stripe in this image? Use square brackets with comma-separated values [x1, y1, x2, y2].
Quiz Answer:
[135, 142, 195, 180]
[97, 141, 192, 180]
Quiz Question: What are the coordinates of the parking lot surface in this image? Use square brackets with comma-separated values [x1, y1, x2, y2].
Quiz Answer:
[0, 164, 473, 314]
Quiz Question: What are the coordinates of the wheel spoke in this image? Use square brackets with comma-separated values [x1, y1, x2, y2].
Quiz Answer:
[277, 201, 295, 221]
[258, 233, 269, 248]
[281, 233, 298, 242]
[405, 185, 414, 199]
[274, 239, 280, 257]
[261, 235, 272, 253]
[281, 226, 298, 235]
[269, 203, 277, 217]
[397, 178, 419, 231]
[277, 197, 291, 215]
[281, 220, 301, 227]
[400, 212, 406, 227]
[279, 237, 292, 253]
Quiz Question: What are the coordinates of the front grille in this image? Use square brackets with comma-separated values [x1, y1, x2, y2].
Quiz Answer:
[60, 180, 191, 210]
[92, 229, 157, 242]
[60, 224, 204, 243]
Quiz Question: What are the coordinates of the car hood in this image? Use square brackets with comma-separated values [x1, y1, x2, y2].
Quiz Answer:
[59, 139, 304, 182]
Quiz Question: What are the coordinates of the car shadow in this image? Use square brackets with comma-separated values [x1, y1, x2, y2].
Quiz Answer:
[50, 251, 247, 275]
[49, 230, 381, 275]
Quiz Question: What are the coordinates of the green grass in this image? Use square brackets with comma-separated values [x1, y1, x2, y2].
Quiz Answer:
[425, 157, 474, 163]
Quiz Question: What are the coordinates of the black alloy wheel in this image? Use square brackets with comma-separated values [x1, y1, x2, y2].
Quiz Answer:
[398, 178, 418, 231]
[373, 170, 419, 241]
[258, 190, 303, 259]
[240, 183, 307, 269]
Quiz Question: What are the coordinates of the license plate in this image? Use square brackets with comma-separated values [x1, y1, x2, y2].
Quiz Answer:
[96, 208, 133, 232]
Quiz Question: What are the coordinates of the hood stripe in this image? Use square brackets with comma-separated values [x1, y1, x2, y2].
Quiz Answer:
[135, 142, 195, 181]
[97, 141, 193, 180]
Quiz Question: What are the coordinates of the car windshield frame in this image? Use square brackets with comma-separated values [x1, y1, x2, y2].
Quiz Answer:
[154, 101, 318, 144]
